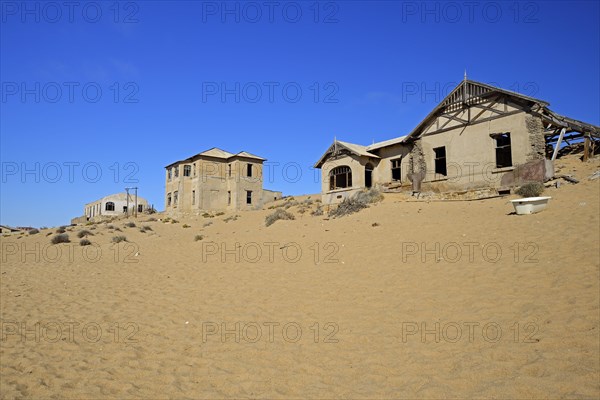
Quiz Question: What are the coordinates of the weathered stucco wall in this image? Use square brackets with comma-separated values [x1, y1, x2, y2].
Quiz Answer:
[371, 143, 412, 184]
[412, 111, 538, 191]
[320, 154, 367, 204]
[165, 155, 270, 213]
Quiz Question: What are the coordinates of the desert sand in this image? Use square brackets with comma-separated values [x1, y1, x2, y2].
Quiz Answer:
[1, 154, 599, 399]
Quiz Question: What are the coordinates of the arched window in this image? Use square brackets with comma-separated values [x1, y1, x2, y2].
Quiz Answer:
[105, 202, 115, 211]
[329, 166, 352, 190]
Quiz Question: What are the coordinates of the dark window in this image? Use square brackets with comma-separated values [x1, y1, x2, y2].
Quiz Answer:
[174, 167, 179, 178]
[434, 147, 447, 176]
[228, 191, 231, 205]
[246, 191, 252, 204]
[167, 169, 172, 180]
[123, 206, 128, 213]
[495, 133, 512, 168]
[174, 191, 178, 206]
[365, 163, 373, 188]
[228, 164, 232, 177]
[167, 193, 172, 207]
[192, 190, 196, 205]
[247, 163, 253, 177]
[138, 205, 143, 212]
[329, 166, 352, 190]
[193, 163, 196, 176]
[105, 202, 115, 211]
[183, 165, 191, 177]
[391, 158, 402, 181]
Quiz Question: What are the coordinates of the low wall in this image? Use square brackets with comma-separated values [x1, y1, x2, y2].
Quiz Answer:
[321, 187, 362, 204]
[262, 190, 283, 204]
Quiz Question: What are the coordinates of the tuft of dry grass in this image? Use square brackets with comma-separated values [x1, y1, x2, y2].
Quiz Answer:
[311, 206, 323, 216]
[112, 236, 127, 243]
[265, 209, 295, 227]
[51, 233, 70, 244]
[516, 182, 544, 198]
[329, 188, 383, 218]
[77, 230, 94, 238]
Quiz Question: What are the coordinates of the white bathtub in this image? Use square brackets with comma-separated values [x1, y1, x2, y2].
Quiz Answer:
[510, 197, 552, 215]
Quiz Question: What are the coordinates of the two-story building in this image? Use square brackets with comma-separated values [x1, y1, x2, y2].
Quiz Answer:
[164, 148, 281, 213]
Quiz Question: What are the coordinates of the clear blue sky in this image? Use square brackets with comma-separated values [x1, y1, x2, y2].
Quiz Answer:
[1, 0, 599, 227]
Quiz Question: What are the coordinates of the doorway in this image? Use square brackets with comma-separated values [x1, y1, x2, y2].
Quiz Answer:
[365, 163, 374, 188]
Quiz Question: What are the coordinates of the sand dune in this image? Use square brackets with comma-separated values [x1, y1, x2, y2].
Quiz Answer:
[1, 154, 599, 399]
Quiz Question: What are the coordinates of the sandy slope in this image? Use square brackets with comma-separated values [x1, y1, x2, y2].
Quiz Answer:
[1, 154, 599, 399]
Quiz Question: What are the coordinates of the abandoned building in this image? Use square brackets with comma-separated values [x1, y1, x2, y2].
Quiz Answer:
[0, 225, 22, 235]
[315, 78, 599, 203]
[70, 193, 150, 224]
[164, 148, 282, 213]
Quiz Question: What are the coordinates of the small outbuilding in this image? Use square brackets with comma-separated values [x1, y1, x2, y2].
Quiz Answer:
[81, 192, 150, 220]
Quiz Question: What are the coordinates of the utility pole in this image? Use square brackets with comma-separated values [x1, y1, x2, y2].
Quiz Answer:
[125, 188, 130, 217]
[135, 187, 138, 218]
[125, 187, 139, 218]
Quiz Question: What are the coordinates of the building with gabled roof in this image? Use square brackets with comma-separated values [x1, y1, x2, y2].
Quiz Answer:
[164, 147, 281, 213]
[0, 225, 22, 235]
[315, 78, 599, 203]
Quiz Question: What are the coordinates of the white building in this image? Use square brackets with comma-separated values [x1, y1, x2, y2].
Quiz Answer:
[84, 192, 149, 219]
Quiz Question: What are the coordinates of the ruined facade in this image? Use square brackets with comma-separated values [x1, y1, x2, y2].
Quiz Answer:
[315, 79, 599, 203]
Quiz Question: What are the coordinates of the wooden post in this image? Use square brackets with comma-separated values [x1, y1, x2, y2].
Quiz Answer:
[583, 136, 590, 162]
[551, 128, 566, 161]
[135, 188, 138, 218]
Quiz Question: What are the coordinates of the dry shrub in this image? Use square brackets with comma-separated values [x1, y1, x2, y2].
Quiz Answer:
[329, 188, 383, 218]
[265, 209, 295, 227]
[311, 206, 323, 216]
[516, 182, 544, 198]
[51, 234, 70, 244]
[77, 230, 94, 238]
